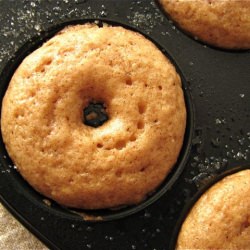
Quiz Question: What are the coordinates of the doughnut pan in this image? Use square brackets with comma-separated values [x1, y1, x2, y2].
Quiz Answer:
[0, 1, 249, 249]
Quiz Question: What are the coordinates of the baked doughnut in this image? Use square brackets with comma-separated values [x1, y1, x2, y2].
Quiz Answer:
[159, 0, 250, 49]
[1, 24, 186, 209]
[177, 169, 250, 249]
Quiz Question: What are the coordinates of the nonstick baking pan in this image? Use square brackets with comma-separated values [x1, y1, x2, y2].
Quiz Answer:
[0, 1, 249, 250]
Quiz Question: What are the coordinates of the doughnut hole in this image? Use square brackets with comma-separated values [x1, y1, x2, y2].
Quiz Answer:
[83, 102, 108, 128]
[79, 82, 116, 128]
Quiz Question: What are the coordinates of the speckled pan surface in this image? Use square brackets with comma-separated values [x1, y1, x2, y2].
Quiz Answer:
[0, 1, 249, 250]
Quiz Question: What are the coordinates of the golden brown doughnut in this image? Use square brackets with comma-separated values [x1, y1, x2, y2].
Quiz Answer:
[1, 24, 186, 209]
[177, 169, 250, 249]
[159, 0, 250, 49]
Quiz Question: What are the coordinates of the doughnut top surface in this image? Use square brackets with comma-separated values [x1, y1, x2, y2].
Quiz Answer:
[159, 0, 250, 49]
[177, 169, 250, 249]
[1, 24, 186, 209]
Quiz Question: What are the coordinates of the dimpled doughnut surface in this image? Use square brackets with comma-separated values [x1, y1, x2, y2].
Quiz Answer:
[177, 169, 250, 249]
[1, 24, 186, 209]
[159, 0, 250, 49]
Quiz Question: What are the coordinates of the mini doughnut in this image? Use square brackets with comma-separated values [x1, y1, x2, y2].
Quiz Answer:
[1, 24, 186, 209]
[177, 169, 250, 249]
[159, 0, 250, 49]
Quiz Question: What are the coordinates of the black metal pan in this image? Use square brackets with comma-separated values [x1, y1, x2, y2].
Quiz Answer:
[0, 1, 249, 249]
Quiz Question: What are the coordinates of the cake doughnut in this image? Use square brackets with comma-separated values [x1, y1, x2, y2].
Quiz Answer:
[1, 24, 186, 209]
[159, 0, 250, 49]
[177, 169, 250, 249]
